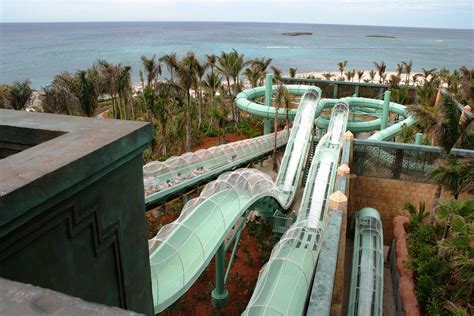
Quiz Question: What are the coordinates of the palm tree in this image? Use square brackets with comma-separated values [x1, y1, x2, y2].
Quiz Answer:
[322, 72, 333, 80]
[216, 51, 235, 111]
[251, 57, 273, 85]
[205, 54, 217, 73]
[202, 71, 222, 106]
[430, 156, 474, 201]
[271, 66, 282, 81]
[216, 49, 249, 121]
[337, 60, 348, 79]
[408, 93, 473, 222]
[437, 198, 474, 241]
[401, 60, 413, 85]
[244, 67, 260, 88]
[344, 69, 356, 82]
[9, 79, 32, 110]
[408, 93, 472, 151]
[373, 61, 387, 83]
[420, 67, 438, 83]
[404, 201, 428, 228]
[356, 70, 365, 82]
[369, 70, 376, 83]
[42, 72, 80, 115]
[388, 74, 401, 88]
[117, 65, 133, 120]
[458, 66, 474, 102]
[145, 82, 181, 156]
[272, 83, 290, 171]
[159, 53, 178, 82]
[176, 52, 197, 152]
[97, 60, 120, 118]
[289, 67, 297, 78]
[436, 200, 474, 289]
[192, 58, 208, 127]
[396, 63, 404, 77]
[344, 70, 352, 82]
[77, 67, 102, 117]
[141, 54, 161, 87]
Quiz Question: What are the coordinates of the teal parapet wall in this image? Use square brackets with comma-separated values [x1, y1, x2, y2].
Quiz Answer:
[0, 109, 154, 315]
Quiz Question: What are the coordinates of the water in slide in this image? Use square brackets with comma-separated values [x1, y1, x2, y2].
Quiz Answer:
[148, 88, 323, 313]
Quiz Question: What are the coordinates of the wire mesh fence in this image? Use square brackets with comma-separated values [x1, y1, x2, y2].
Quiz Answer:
[352, 139, 474, 182]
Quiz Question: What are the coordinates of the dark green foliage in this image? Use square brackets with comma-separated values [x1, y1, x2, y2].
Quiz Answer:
[404, 201, 428, 232]
[407, 199, 473, 315]
[7, 79, 32, 110]
[430, 156, 474, 199]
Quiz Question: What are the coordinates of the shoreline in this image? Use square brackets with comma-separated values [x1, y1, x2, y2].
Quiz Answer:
[129, 70, 418, 92]
[294, 70, 414, 84]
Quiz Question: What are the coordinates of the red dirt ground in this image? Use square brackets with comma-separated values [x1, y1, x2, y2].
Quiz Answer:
[192, 133, 251, 152]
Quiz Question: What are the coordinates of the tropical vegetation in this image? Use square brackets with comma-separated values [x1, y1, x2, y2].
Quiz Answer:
[1, 54, 473, 164]
[405, 199, 473, 315]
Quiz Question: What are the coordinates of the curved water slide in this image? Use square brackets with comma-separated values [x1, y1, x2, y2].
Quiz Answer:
[147, 87, 323, 313]
[243, 102, 350, 315]
[318, 97, 414, 136]
[236, 88, 414, 136]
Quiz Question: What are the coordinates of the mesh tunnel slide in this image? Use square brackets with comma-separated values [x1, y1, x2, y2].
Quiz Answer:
[143, 130, 290, 206]
[147, 87, 323, 313]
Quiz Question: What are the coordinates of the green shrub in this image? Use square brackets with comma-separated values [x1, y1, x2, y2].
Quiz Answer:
[407, 199, 473, 315]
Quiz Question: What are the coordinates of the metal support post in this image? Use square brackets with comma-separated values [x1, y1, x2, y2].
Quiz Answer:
[381, 90, 391, 130]
[211, 243, 228, 308]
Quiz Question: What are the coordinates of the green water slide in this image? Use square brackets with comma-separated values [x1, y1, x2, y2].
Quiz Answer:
[348, 208, 384, 316]
[243, 102, 350, 315]
[148, 87, 323, 313]
[236, 87, 414, 137]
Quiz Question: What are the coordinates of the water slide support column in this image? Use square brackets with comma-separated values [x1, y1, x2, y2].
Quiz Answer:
[354, 85, 360, 97]
[262, 74, 272, 166]
[264, 74, 273, 135]
[415, 132, 423, 145]
[381, 90, 391, 130]
[333, 83, 339, 98]
[211, 243, 228, 308]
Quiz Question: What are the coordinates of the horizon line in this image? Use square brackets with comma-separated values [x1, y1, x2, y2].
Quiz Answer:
[1, 20, 473, 31]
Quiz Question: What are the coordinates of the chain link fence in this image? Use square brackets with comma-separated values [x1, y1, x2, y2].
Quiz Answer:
[352, 139, 474, 182]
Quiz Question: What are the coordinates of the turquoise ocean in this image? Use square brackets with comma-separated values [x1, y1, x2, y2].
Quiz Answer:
[1, 22, 473, 88]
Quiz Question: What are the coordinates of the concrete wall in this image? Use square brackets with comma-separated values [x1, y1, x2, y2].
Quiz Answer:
[349, 175, 473, 244]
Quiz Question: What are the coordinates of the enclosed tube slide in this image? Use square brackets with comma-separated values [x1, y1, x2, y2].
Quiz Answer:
[148, 88, 322, 313]
[243, 102, 349, 315]
[143, 130, 289, 202]
[348, 208, 384, 316]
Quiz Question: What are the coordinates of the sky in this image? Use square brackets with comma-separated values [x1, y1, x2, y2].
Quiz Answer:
[1, 0, 473, 29]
